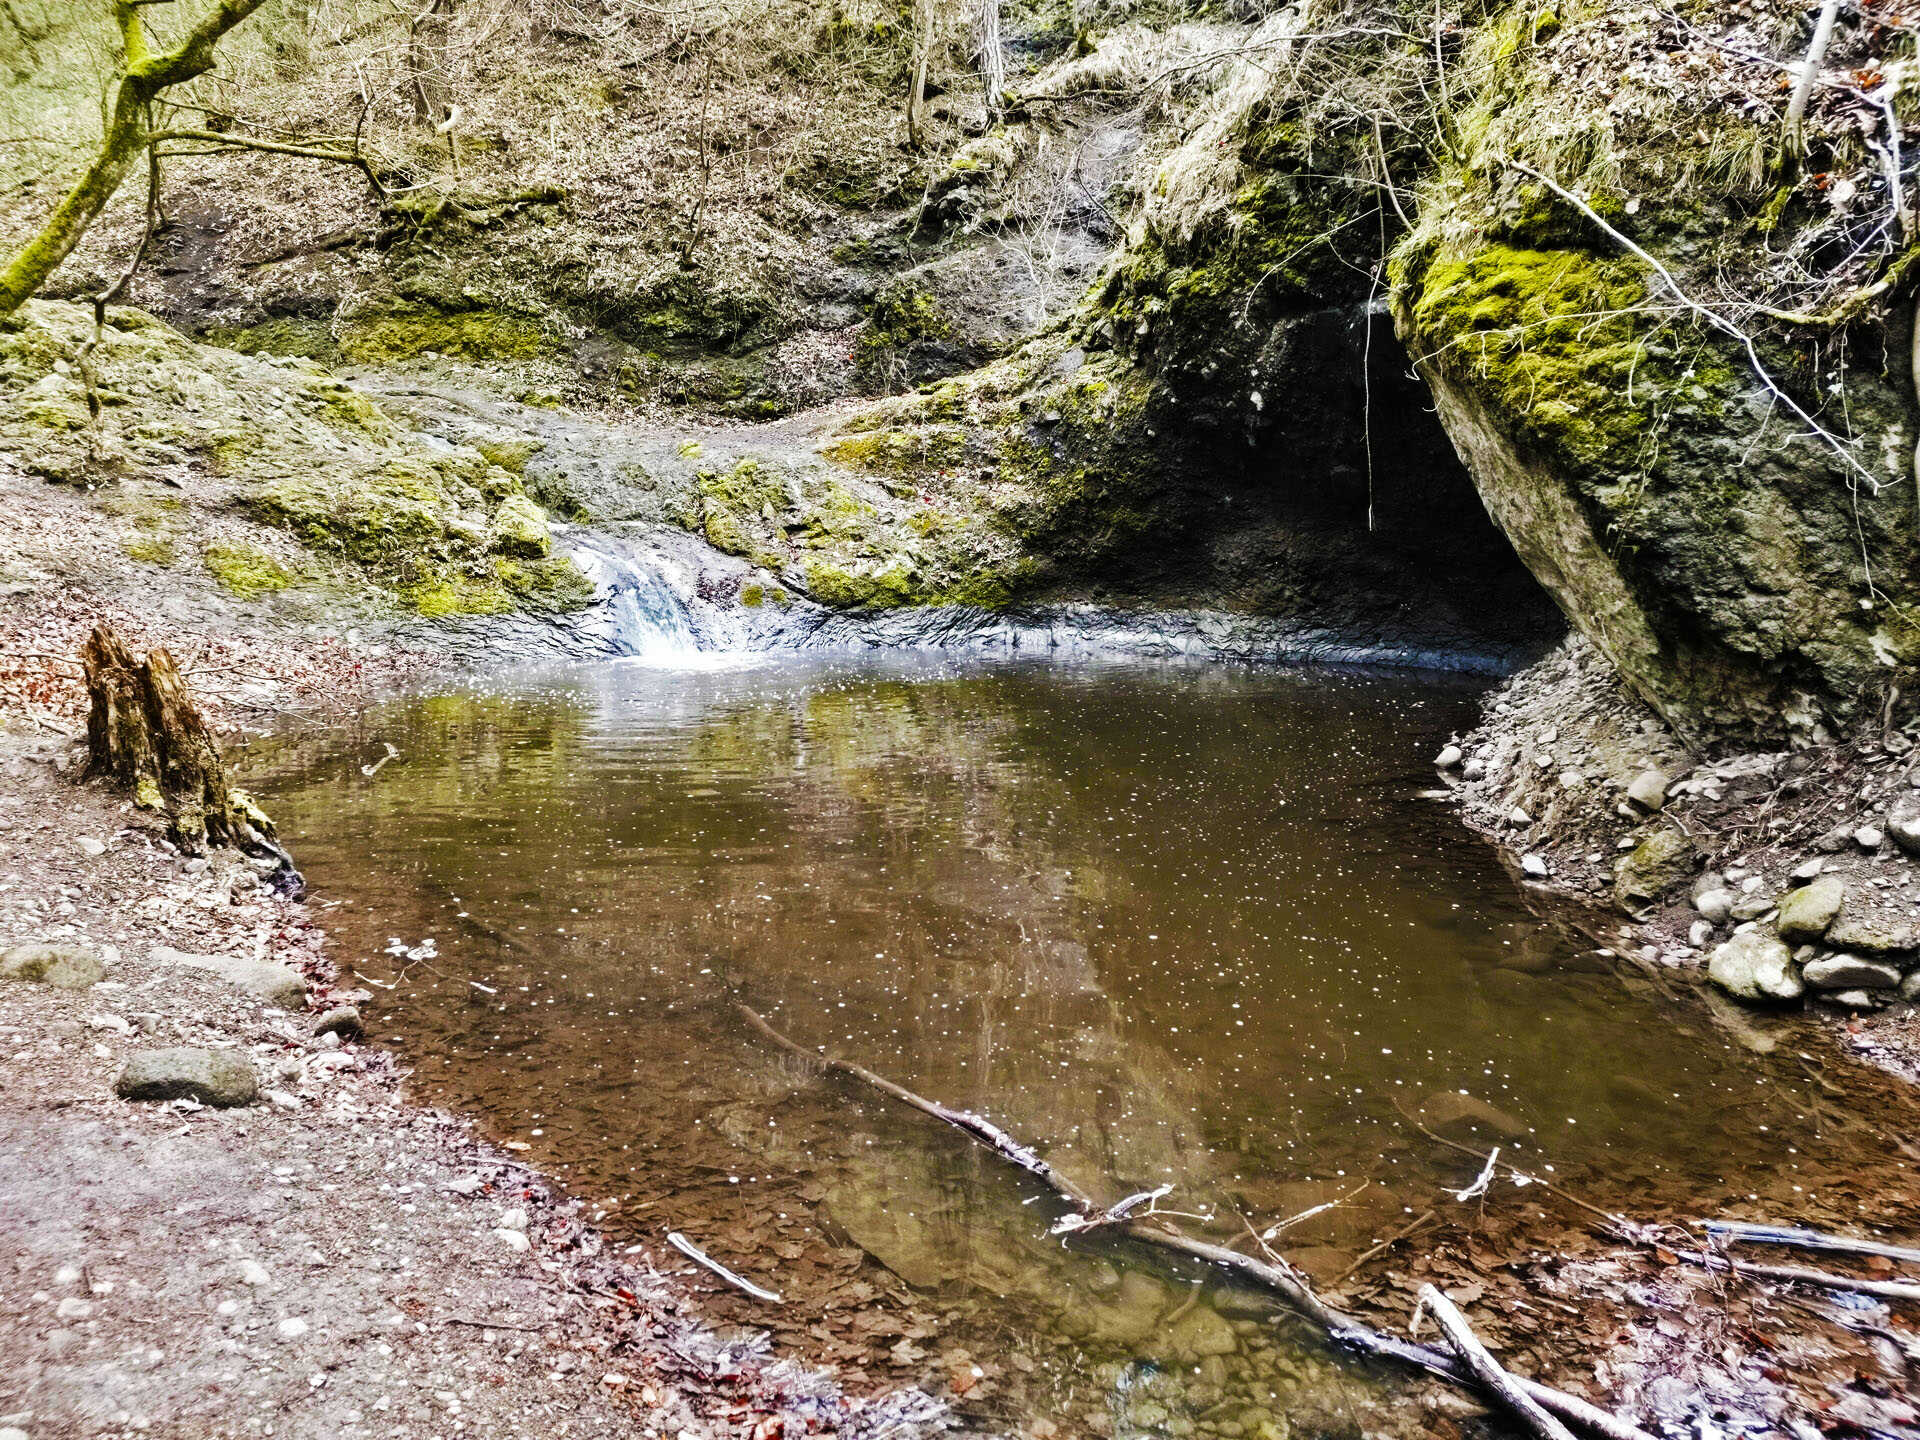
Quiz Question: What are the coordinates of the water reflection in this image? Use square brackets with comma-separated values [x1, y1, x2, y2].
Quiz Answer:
[253, 657, 1884, 1436]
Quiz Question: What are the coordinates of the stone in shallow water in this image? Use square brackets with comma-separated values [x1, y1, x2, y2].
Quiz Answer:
[115, 1047, 259, 1107]
[0, 943, 104, 989]
[1801, 955, 1902, 992]
[1776, 875, 1844, 943]
[1417, 1090, 1530, 1142]
[1707, 933, 1803, 1003]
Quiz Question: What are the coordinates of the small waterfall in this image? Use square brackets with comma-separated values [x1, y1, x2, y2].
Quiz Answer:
[565, 529, 702, 657]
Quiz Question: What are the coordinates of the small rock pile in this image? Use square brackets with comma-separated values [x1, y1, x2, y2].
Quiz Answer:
[1700, 855, 1920, 1010]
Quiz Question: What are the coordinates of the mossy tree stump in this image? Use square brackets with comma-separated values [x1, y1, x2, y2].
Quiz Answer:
[80, 624, 299, 888]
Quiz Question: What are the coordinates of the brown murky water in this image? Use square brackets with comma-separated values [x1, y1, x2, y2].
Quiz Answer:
[252, 656, 1914, 1437]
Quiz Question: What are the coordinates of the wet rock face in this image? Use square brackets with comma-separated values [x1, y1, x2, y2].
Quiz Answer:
[114, 1047, 260, 1107]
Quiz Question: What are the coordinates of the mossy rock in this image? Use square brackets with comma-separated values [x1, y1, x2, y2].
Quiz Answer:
[204, 541, 296, 598]
[488, 493, 552, 557]
[0, 943, 104, 989]
[1612, 826, 1697, 912]
[338, 301, 555, 363]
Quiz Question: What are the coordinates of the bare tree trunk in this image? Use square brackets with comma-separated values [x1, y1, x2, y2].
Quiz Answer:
[974, 0, 1004, 118]
[81, 624, 300, 891]
[906, 0, 932, 149]
[1782, 0, 1842, 165]
[409, 0, 457, 125]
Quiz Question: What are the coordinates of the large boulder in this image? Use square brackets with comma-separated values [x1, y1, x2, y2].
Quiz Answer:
[1801, 955, 1902, 992]
[152, 945, 306, 1009]
[1825, 914, 1917, 957]
[1612, 828, 1696, 912]
[1707, 933, 1803, 1003]
[1776, 875, 1845, 944]
[0, 943, 104, 989]
[115, 1047, 259, 1107]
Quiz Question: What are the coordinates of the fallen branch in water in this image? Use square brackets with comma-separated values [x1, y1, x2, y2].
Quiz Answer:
[667, 1230, 783, 1304]
[733, 1002, 1653, 1440]
[1704, 1220, 1920, 1269]
[1674, 1244, 1920, 1304]
[1416, 1284, 1577, 1440]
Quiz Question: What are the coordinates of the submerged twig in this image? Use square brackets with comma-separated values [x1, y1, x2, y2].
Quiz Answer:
[1705, 1220, 1920, 1268]
[667, 1231, 782, 1304]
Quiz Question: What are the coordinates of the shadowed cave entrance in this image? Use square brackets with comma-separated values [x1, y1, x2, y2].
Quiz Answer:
[1089, 302, 1567, 669]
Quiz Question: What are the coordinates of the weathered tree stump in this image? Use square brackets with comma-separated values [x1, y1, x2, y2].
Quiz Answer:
[81, 624, 302, 893]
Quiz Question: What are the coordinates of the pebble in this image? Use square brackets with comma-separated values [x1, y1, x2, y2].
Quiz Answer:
[1434, 744, 1464, 768]
[1688, 920, 1713, 947]
[492, 1228, 532, 1253]
[55, 1297, 92, 1319]
[1462, 759, 1486, 781]
[497, 1206, 529, 1232]
[239, 1260, 270, 1287]
[77, 836, 106, 858]
[1509, 807, 1532, 826]
[1857, 825, 1886, 850]
[277, 1317, 310, 1340]
[1520, 854, 1548, 878]
[1788, 856, 1825, 883]
[445, 1174, 485, 1196]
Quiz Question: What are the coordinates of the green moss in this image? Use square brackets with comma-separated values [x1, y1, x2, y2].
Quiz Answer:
[1403, 242, 1674, 475]
[474, 437, 546, 473]
[860, 281, 952, 360]
[123, 534, 175, 566]
[404, 574, 514, 617]
[804, 559, 920, 609]
[204, 541, 296, 598]
[700, 458, 792, 514]
[489, 493, 551, 557]
[821, 425, 964, 476]
[740, 582, 766, 608]
[338, 301, 554, 363]
[201, 316, 338, 362]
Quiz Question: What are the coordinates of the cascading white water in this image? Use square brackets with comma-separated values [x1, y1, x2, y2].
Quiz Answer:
[564, 529, 703, 657]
